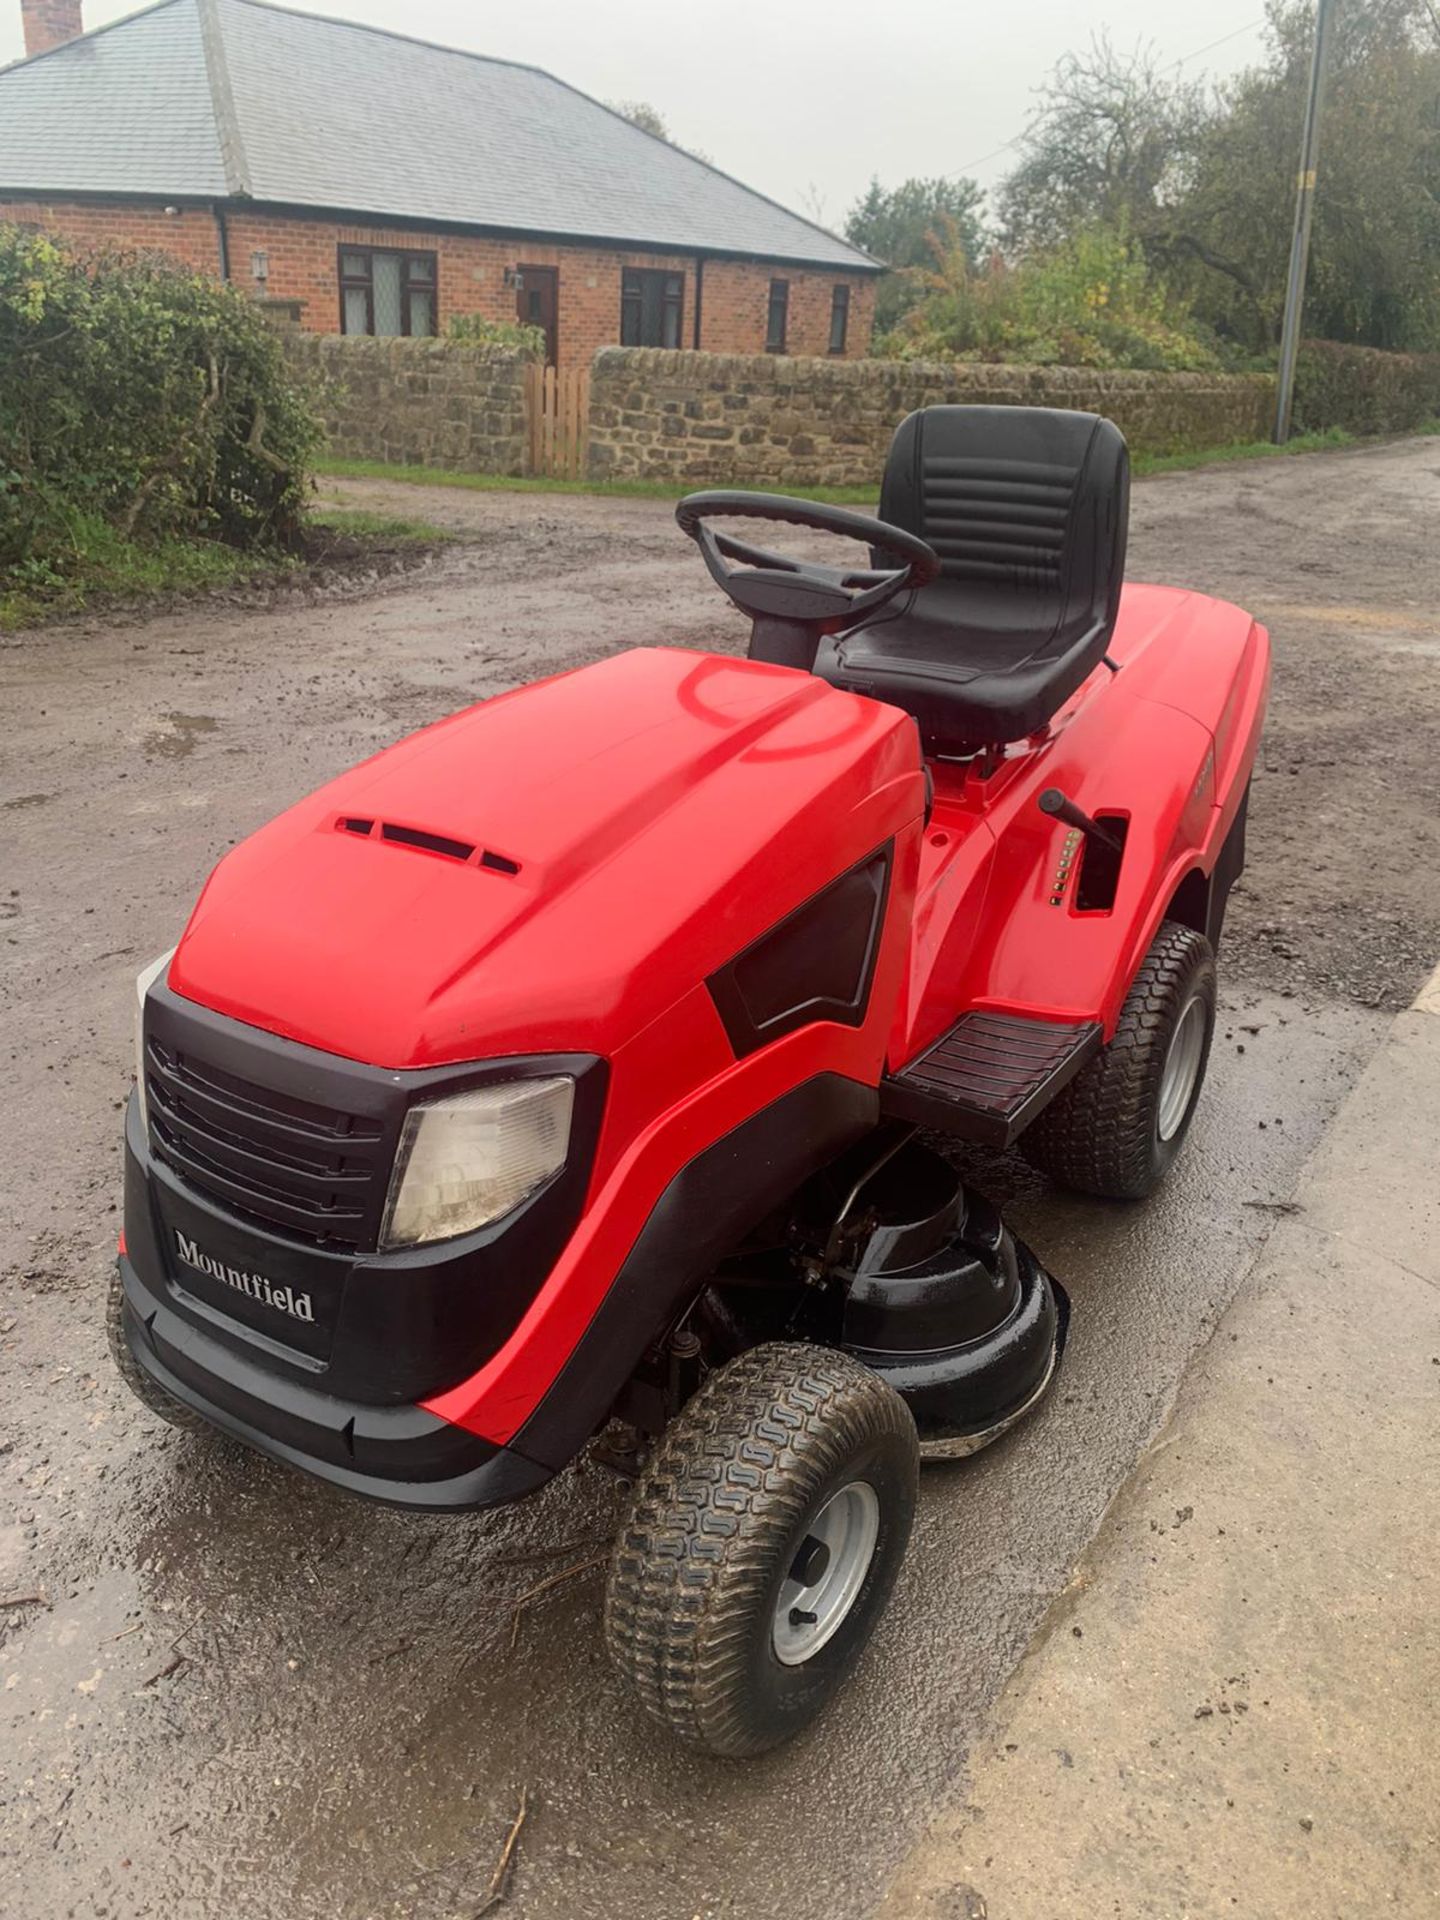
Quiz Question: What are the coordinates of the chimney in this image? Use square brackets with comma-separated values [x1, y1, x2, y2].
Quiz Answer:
[22, 0, 83, 57]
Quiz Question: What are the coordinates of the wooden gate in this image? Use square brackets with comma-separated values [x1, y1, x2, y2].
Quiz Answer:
[525, 364, 589, 479]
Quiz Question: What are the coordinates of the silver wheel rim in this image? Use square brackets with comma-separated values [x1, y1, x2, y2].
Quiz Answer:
[772, 1481, 880, 1667]
[1157, 994, 1207, 1141]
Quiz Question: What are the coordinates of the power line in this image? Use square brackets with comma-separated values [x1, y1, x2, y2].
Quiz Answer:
[1161, 17, 1271, 77]
[950, 15, 1269, 180]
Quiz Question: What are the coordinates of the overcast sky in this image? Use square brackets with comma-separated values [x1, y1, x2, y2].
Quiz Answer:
[0, 0, 1273, 225]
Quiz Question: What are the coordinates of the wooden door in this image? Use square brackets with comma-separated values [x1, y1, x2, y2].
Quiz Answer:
[517, 266, 559, 366]
[525, 364, 590, 479]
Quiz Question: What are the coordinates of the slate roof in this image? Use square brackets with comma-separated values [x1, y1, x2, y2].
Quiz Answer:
[0, 0, 876, 270]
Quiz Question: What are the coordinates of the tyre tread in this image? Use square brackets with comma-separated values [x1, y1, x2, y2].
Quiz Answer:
[604, 1343, 916, 1757]
[1022, 919, 1215, 1199]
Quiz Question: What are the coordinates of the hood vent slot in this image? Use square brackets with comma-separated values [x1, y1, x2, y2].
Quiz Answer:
[381, 822, 475, 862]
[335, 815, 519, 875]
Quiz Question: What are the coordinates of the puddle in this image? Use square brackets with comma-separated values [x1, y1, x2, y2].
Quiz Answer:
[143, 713, 218, 760]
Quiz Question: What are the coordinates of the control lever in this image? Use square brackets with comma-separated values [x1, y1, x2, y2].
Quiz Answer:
[1037, 787, 1124, 855]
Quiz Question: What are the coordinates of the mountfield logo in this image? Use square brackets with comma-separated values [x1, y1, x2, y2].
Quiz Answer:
[174, 1231, 315, 1324]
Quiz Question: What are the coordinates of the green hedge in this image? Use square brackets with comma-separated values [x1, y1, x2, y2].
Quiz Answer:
[1293, 339, 1440, 438]
[1, 225, 320, 578]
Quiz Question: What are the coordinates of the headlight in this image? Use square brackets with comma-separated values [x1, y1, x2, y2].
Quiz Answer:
[134, 949, 175, 1132]
[379, 1076, 575, 1251]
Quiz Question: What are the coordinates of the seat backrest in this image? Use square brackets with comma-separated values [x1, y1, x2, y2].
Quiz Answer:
[877, 405, 1129, 638]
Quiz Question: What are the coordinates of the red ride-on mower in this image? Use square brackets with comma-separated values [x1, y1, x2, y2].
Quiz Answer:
[112, 406, 1267, 1756]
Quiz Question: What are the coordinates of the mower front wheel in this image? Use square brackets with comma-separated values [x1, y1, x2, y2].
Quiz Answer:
[1022, 919, 1217, 1200]
[604, 1342, 918, 1757]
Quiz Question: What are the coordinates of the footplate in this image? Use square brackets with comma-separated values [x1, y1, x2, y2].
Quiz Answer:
[882, 1013, 1102, 1146]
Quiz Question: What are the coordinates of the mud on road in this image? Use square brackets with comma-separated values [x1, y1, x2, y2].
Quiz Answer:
[1, 436, 1436, 1919]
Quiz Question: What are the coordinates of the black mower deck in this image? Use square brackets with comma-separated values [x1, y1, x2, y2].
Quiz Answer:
[881, 1012, 1102, 1146]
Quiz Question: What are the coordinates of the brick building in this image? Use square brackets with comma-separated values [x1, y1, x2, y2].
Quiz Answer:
[0, 0, 879, 367]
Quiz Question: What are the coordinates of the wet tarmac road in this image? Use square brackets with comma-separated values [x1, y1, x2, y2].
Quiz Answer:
[3, 437, 1436, 1919]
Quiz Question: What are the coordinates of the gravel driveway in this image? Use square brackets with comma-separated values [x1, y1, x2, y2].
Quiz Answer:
[1, 435, 1436, 1920]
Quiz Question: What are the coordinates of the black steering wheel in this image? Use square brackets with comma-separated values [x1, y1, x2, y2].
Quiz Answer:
[675, 492, 940, 636]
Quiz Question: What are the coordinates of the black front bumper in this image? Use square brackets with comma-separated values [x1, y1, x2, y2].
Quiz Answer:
[118, 983, 610, 1510]
[136, 980, 607, 1407]
[119, 1045, 886, 1512]
[116, 1248, 555, 1511]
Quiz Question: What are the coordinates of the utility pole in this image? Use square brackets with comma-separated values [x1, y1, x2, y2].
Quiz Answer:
[1274, 0, 1338, 442]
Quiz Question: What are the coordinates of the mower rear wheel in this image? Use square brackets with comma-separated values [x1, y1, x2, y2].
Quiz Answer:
[106, 1269, 217, 1438]
[604, 1342, 918, 1757]
[1021, 919, 1217, 1200]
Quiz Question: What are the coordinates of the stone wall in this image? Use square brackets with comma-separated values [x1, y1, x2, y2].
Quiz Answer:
[274, 335, 1280, 486]
[587, 350, 1277, 486]
[282, 333, 529, 474]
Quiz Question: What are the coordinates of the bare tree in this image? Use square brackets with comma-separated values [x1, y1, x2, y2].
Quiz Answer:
[997, 34, 1209, 253]
[606, 98, 713, 167]
[798, 181, 831, 227]
[607, 99, 670, 141]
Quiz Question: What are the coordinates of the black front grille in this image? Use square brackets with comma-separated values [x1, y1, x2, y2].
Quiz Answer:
[146, 1037, 388, 1250]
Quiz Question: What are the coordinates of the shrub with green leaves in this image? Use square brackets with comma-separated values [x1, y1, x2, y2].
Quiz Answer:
[1, 224, 321, 580]
[1293, 339, 1440, 438]
[445, 312, 546, 358]
[879, 220, 1222, 373]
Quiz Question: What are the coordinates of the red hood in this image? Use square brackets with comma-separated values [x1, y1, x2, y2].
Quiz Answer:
[170, 648, 922, 1067]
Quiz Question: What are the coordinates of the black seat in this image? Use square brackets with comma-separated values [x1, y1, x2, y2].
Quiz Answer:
[816, 406, 1129, 750]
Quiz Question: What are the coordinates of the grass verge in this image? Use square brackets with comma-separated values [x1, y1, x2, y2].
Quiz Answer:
[305, 504, 457, 543]
[1131, 426, 1354, 475]
[0, 512, 286, 631]
[321, 422, 1440, 502]
[1, 504, 452, 632]
[313, 456, 879, 505]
